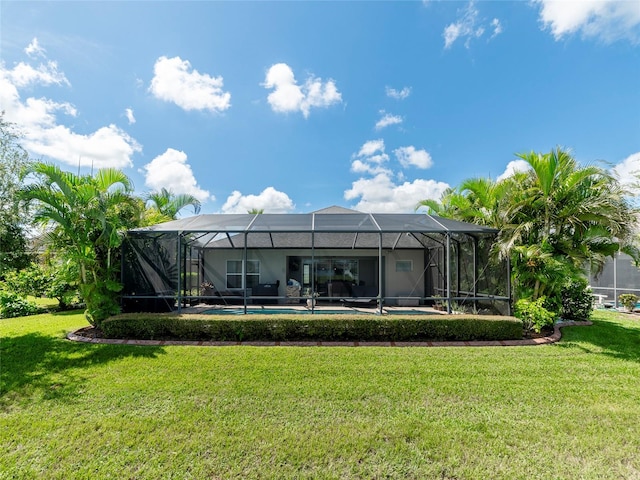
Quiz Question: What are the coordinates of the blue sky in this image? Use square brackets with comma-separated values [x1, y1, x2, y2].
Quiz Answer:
[2, 1, 639, 214]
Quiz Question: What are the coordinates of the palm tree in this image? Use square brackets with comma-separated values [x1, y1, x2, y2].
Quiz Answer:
[20, 162, 141, 324]
[144, 188, 201, 221]
[418, 148, 639, 303]
[510, 148, 636, 266]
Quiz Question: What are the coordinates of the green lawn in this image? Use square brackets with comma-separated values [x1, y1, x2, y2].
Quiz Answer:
[1, 310, 639, 479]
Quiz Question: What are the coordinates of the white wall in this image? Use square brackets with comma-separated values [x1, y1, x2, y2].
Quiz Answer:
[384, 250, 425, 302]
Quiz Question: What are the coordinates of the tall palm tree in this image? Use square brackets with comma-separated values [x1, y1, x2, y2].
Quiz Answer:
[417, 148, 639, 303]
[510, 148, 636, 267]
[144, 188, 201, 221]
[21, 162, 140, 324]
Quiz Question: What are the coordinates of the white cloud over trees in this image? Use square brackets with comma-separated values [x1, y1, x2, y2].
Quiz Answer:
[142, 148, 212, 203]
[497, 159, 531, 181]
[612, 151, 640, 193]
[149, 56, 231, 112]
[263, 63, 342, 118]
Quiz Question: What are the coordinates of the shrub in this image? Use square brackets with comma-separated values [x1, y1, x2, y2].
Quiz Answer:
[618, 294, 638, 312]
[101, 313, 524, 342]
[514, 298, 556, 334]
[0, 290, 38, 318]
[561, 278, 594, 321]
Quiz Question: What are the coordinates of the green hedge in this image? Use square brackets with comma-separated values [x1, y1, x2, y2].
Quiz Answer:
[101, 313, 523, 342]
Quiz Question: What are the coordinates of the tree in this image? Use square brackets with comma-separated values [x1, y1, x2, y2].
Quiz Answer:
[418, 148, 639, 307]
[143, 188, 201, 221]
[507, 148, 636, 278]
[20, 162, 141, 325]
[0, 114, 33, 278]
[248, 208, 264, 214]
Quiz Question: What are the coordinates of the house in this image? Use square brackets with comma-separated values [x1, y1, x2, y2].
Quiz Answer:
[121, 207, 511, 314]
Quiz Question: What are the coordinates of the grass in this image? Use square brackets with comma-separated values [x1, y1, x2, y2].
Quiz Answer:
[1, 310, 639, 479]
[27, 296, 59, 309]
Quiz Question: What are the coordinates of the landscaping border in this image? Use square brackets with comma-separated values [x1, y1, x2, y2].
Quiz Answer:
[67, 320, 592, 347]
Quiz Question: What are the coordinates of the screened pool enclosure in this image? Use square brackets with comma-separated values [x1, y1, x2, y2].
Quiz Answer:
[121, 210, 511, 315]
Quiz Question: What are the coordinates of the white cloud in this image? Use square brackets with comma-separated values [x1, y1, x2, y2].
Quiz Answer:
[221, 187, 295, 213]
[125, 108, 136, 124]
[263, 63, 342, 118]
[497, 159, 531, 181]
[491, 18, 503, 38]
[143, 148, 212, 203]
[351, 139, 391, 174]
[25, 38, 46, 58]
[385, 86, 411, 100]
[535, 0, 640, 43]
[26, 123, 140, 170]
[394, 146, 433, 169]
[149, 56, 231, 112]
[375, 111, 403, 130]
[612, 151, 640, 191]
[0, 44, 140, 169]
[344, 173, 450, 213]
[357, 139, 386, 158]
[7, 60, 69, 88]
[443, 1, 501, 49]
[350, 159, 392, 176]
[444, 23, 463, 49]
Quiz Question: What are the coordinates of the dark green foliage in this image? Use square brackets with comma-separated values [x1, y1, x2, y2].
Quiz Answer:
[561, 277, 594, 321]
[101, 313, 523, 342]
[2, 265, 49, 298]
[0, 116, 33, 279]
[0, 291, 38, 318]
[0, 222, 32, 280]
[3, 263, 79, 310]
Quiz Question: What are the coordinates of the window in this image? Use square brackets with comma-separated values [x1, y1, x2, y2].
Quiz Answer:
[396, 260, 413, 272]
[226, 260, 260, 289]
[301, 257, 360, 288]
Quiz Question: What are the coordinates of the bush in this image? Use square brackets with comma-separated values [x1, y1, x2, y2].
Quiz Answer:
[514, 298, 557, 334]
[618, 294, 638, 312]
[561, 278, 594, 321]
[101, 313, 523, 342]
[0, 290, 38, 318]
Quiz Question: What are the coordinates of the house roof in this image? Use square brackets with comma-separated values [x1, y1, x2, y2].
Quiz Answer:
[130, 212, 497, 249]
[132, 212, 497, 234]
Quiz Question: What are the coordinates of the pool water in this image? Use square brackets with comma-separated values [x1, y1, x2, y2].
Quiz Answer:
[202, 308, 438, 315]
[203, 308, 367, 315]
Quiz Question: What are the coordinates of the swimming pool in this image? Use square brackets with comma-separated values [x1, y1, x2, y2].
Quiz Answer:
[202, 308, 368, 315]
[201, 307, 438, 315]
